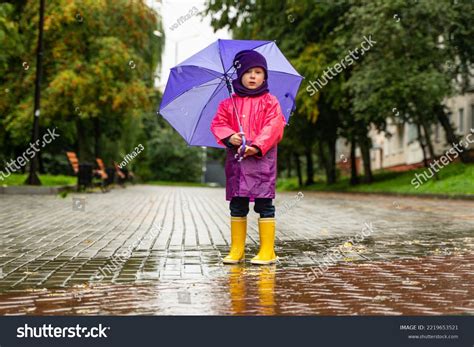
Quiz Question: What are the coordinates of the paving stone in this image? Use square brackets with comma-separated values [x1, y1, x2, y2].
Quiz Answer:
[0, 186, 472, 315]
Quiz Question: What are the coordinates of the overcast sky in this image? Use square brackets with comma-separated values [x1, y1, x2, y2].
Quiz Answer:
[148, 0, 231, 91]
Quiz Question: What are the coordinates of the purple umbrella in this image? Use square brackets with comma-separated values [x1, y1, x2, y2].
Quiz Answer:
[158, 39, 303, 150]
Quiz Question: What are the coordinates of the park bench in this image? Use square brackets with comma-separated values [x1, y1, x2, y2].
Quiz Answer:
[120, 166, 135, 184]
[113, 161, 127, 187]
[95, 157, 113, 191]
[66, 151, 108, 192]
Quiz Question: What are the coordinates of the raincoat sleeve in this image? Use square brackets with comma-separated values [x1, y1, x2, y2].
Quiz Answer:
[210, 100, 236, 147]
[252, 96, 287, 157]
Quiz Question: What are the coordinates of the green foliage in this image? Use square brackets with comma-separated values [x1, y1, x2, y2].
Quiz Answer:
[0, 0, 203, 183]
[141, 119, 202, 182]
[340, 0, 472, 129]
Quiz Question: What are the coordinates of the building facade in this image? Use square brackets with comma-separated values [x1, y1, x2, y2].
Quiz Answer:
[337, 91, 474, 173]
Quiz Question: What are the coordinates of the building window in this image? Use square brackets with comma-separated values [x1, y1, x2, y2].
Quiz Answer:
[397, 126, 404, 151]
[459, 108, 464, 132]
[407, 123, 417, 143]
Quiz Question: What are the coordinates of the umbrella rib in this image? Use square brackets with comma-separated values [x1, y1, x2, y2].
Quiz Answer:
[188, 80, 228, 145]
[191, 81, 226, 89]
[161, 66, 231, 111]
[175, 64, 228, 81]
[202, 80, 227, 114]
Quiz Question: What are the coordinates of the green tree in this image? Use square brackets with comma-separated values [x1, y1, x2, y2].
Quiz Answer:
[342, 0, 474, 166]
[0, 0, 173, 180]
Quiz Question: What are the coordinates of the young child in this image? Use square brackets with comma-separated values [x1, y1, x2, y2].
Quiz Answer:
[210, 50, 286, 265]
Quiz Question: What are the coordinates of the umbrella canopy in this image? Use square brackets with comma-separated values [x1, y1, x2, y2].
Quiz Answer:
[158, 39, 303, 148]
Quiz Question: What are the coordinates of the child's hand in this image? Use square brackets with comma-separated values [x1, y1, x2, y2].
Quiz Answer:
[242, 145, 259, 158]
[229, 132, 245, 146]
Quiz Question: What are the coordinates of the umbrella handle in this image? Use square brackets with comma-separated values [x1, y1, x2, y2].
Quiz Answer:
[233, 136, 246, 161]
[236, 135, 246, 162]
[236, 127, 246, 161]
[234, 141, 245, 161]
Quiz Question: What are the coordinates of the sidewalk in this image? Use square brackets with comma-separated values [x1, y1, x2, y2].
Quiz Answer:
[0, 185, 472, 315]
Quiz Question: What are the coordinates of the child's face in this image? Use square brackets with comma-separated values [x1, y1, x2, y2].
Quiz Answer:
[241, 67, 265, 89]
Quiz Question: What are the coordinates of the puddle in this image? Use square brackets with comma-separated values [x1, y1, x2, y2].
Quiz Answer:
[0, 253, 472, 316]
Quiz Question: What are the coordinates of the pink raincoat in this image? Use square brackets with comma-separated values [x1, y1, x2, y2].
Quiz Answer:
[210, 93, 286, 201]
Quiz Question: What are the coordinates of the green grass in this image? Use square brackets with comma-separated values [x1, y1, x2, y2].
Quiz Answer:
[0, 175, 211, 188]
[3, 163, 472, 196]
[0, 174, 76, 187]
[277, 162, 474, 196]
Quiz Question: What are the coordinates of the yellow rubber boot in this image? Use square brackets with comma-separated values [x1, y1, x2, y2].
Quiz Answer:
[251, 218, 278, 265]
[222, 216, 247, 264]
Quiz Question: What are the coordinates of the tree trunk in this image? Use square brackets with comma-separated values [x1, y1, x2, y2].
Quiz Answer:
[93, 117, 101, 159]
[421, 120, 439, 179]
[304, 145, 314, 186]
[435, 104, 469, 163]
[421, 121, 436, 161]
[349, 137, 359, 185]
[286, 153, 292, 178]
[318, 142, 327, 178]
[359, 134, 373, 183]
[318, 141, 335, 185]
[417, 123, 429, 168]
[76, 118, 87, 161]
[38, 148, 45, 174]
[326, 137, 337, 184]
[293, 152, 303, 188]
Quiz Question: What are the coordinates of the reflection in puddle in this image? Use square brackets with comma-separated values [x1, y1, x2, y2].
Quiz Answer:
[228, 265, 276, 315]
[0, 253, 472, 316]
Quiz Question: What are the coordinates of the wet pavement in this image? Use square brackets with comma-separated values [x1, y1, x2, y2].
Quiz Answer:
[0, 185, 472, 315]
